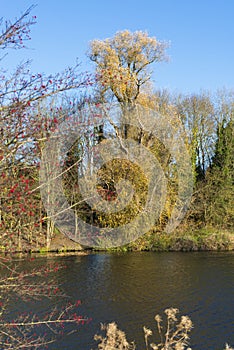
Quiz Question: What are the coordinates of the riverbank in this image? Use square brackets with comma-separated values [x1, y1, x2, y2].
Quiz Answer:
[1, 227, 233, 255]
[32, 227, 234, 253]
[127, 227, 234, 252]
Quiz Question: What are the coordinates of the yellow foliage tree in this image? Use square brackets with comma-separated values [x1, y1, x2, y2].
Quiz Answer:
[88, 30, 168, 106]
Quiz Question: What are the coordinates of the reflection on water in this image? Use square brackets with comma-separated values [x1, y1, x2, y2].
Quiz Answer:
[5, 252, 234, 349]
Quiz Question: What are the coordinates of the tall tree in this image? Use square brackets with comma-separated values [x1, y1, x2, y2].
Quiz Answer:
[176, 93, 215, 181]
[204, 119, 234, 228]
[88, 30, 168, 106]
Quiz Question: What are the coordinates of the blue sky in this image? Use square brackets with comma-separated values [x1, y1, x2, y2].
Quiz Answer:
[1, 0, 234, 94]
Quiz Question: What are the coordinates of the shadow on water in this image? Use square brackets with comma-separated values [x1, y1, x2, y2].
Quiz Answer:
[4, 251, 234, 349]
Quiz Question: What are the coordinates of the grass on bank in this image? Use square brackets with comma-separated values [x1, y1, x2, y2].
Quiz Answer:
[0, 226, 233, 254]
[104, 227, 234, 253]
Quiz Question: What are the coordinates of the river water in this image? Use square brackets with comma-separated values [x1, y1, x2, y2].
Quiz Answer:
[5, 251, 234, 349]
